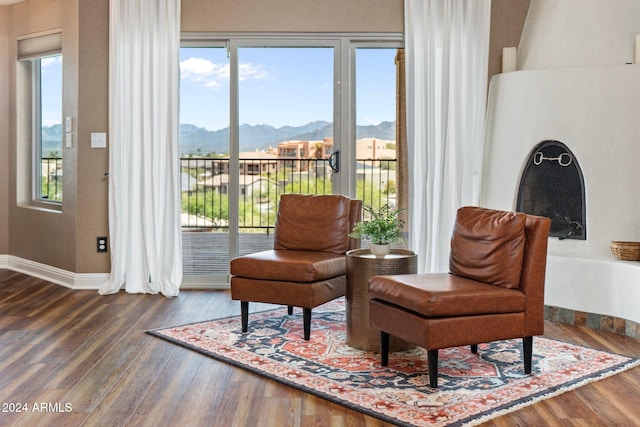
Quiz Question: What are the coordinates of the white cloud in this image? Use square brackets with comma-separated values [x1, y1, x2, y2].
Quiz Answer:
[238, 62, 268, 81]
[180, 57, 228, 90]
[180, 57, 267, 89]
[41, 56, 62, 68]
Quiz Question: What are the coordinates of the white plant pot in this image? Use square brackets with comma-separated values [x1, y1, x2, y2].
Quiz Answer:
[369, 243, 392, 258]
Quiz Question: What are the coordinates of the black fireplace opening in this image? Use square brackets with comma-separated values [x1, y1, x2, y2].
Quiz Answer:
[516, 140, 586, 240]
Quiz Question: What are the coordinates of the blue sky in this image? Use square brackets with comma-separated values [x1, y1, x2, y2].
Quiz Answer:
[41, 48, 398, 132]
[179, 47, 397, 131]
[41, 55, 63, 127]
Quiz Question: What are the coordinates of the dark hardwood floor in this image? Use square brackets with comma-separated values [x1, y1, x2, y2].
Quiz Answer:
[1, 269, 639, 426]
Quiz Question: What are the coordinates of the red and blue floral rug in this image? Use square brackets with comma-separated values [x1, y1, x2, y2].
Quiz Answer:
[148, 299, 639, 426]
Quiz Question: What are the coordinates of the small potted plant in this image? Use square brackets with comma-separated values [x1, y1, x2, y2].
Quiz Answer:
[349, 204, 406, 258]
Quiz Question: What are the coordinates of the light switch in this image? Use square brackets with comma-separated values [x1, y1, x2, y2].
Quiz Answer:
[91, 132, 107, 148]
[65, 116, 73, 132]
[66, 133, 73, 148]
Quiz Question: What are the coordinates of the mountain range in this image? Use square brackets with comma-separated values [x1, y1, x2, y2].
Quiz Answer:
[41, 120, 396, 156]
[179, 120, 396, 155]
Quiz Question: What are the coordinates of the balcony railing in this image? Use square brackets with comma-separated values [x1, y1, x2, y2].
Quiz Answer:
[41, 157, 63, 202]
[180, 157, 397, 231]
[37, 156, 395, 229]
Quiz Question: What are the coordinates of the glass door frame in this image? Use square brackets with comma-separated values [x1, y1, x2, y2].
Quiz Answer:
[227, 36, 343, 263]
[349, 41, 404, 210]
[179, 38, 230, 287]
[180, 32, 403, 286]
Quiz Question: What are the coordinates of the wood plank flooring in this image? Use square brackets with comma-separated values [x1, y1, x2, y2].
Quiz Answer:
[1, 269, 640, 426]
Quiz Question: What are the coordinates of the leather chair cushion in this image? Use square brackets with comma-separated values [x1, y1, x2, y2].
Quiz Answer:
[231, 276, 346, 309]
[230, 249, 346, 282]
[368, 273, 526, 317]
[274, 194, 351, 254]
[449, 206, 526, 289]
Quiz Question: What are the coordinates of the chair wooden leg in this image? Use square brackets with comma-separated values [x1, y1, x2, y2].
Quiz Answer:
[428, 349, 439, 388]
[240, 301, 249, 333]
[470, 344, 478, 353]
[523, 336, 533, 374]
[380, 331, 390, 366]
[287, 305, 293, 315]
[303, 308, 311, 340]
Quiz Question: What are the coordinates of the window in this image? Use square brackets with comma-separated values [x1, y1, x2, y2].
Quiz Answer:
[16, 31, 63, 207]
[34, 54, 63, 202]
[178, 34, 403, 278]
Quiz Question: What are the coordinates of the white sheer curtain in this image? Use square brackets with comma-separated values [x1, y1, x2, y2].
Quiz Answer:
[405, 0, 491, 273]
[100, 0, 183, 296]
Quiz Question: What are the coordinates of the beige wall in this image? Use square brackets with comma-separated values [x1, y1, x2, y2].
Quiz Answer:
[6, 0, 78, 271]
[4, 0, 109, 273]
[182, 0, 404, 33]
[0, 0, 528, 275]
[75, 0, 109, 272]
[488, 0, 530, 87]
[0, 7, 9, 254]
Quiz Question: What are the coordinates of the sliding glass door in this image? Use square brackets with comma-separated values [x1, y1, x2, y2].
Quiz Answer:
[354, 47, 401, 211]
[236, 46, 336, 256]
[179, 35, 403, 285]
[179, 46, 231, 283]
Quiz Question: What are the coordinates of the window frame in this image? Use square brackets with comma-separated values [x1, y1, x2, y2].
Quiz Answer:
[32, 55, 64, 204]
[16, 30, 64, 211]
[179, 32, 403, 263]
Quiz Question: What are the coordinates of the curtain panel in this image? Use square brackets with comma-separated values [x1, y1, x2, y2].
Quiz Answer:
[101, 0, 183, 296]
[404, 0, 491, 273]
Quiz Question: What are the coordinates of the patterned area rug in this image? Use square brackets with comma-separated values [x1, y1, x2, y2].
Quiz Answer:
[148, 299, 639, 426]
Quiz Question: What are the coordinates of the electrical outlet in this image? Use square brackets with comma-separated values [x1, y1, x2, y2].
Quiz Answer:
[97, 236, 108, 253]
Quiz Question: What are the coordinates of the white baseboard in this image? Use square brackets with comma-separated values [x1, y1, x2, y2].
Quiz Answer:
[0, 255, 230, 290]
[0, 255, 108, 289]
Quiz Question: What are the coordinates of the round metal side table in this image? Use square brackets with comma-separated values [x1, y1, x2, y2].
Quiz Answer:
[346, 248, 417, 352]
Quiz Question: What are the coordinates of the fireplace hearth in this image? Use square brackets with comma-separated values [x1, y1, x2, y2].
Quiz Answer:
[516, 140, 586, 240]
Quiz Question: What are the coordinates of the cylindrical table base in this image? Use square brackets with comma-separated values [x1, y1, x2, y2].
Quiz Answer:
[346, 249, 417, 352]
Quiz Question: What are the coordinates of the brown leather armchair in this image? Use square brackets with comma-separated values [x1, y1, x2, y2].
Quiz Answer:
[368, 206, 551, 387]
[231, 194, 362, 340]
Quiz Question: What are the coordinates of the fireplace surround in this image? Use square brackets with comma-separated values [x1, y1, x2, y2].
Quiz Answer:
[481, 65, 640, 329]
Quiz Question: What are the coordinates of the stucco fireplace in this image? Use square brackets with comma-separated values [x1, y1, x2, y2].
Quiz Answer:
[481, 64, 640, 328]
